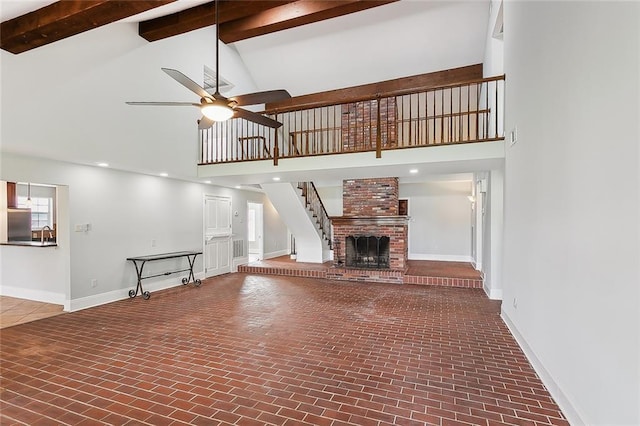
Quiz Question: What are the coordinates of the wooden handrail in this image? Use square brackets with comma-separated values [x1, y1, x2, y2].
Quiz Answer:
[264, 75, 505, 115]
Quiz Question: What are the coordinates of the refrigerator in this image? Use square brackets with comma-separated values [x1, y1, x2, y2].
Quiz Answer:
[7, 208, 32, 241]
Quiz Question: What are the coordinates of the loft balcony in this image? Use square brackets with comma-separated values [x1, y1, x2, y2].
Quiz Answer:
[197, 74, 505, 178]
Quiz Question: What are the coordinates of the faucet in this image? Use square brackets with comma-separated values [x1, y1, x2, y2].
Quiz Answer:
[41, 226, 53, 244]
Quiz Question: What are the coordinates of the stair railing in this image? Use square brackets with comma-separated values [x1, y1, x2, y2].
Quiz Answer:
[297, 182, 332, 249]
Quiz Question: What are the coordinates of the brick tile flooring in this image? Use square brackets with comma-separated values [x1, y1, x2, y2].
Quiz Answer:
[0, 273, 568, 425]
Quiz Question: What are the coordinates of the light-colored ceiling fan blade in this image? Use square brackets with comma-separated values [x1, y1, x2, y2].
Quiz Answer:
[230, 90, 291, 106]
[126, 101, 200, 106]
[162, 68, 211, 99]
[234, 108, 283, 128]
[198, 116, 214, 129]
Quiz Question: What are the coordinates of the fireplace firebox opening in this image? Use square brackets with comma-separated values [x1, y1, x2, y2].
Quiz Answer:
[345, 235, 390, 269]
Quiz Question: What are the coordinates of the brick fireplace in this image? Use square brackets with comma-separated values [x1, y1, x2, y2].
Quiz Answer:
[329, 177, 408, 283]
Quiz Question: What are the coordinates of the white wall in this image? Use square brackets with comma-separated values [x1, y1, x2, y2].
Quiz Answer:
[261, 182, 324, 263]
[315, 185, 342, 217]
[400, 181, 472, 262]
[483, 0, 504, 77]
[502, 2, 639, 424]
[0, 153, 288, 310]
[482, 169, 503, 300]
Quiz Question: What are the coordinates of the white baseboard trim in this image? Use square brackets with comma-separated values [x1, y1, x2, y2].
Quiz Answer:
[408, 253, 473, 262]
[264, 249, 289, 260]
[232, 256, 249, 272]
[501, 311, 583, 425]
[483, 283, 502, 300]
[68, 272, 205, 312]
[0, 285, 66, 307]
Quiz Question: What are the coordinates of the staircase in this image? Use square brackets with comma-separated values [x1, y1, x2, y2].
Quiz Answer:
[297, 182, 332, 251]
[260, 182, 332, 263]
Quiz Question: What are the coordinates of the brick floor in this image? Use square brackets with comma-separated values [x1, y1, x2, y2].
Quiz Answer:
[0, 273, 568, 425]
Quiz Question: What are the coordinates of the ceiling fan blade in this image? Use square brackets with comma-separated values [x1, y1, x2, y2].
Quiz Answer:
[230, 90, 292, 106]
[162, 68, 211, 99]
[198, 116, 214, 129]
[234, 108, 283, 128]
[126, 101, 200, 107]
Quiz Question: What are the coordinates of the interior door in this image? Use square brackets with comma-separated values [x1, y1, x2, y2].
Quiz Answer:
[204, 195, 232, 277]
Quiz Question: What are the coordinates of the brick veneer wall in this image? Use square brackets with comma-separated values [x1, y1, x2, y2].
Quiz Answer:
[342, 177, 399, 216]
[341, 98, 397, 151]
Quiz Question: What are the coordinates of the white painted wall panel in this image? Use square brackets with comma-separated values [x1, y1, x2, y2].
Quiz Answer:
[502, 2, 639, 424]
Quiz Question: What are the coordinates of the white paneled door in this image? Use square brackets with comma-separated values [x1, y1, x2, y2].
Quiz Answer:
[204, 195, 232, 277]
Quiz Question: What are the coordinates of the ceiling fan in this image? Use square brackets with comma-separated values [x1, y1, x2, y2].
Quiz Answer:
[126, 0, 290, 129]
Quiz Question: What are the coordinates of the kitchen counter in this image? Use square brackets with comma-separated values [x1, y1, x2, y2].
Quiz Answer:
[1, 241, 58, 247]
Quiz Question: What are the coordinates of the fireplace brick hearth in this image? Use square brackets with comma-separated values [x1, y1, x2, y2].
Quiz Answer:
[331, 177, 408, 280]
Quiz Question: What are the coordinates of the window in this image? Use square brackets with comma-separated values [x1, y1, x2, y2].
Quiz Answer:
[17, 196, 53, 229]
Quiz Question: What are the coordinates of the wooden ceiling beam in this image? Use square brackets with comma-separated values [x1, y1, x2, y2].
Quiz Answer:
[138, 1, 296, 42]
[1, 0, 177, 54]
[219, 0, 398, 44]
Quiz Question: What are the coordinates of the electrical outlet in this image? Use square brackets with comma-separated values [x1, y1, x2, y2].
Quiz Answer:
[91, 279, 97, 288]
[151, 239, 157, 247]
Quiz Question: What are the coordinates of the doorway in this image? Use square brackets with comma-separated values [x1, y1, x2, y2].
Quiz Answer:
[247, 202, 263, 262]
[204, 195, 232, 277]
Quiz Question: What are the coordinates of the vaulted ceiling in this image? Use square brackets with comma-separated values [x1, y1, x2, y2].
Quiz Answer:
[0, 0, 492, 185]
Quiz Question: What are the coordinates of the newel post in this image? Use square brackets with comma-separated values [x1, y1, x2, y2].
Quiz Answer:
[273, 113, 279, 166]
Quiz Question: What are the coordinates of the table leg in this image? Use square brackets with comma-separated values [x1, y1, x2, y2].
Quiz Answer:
[187, 254, 201, 286]
[129, 260, 151, 299]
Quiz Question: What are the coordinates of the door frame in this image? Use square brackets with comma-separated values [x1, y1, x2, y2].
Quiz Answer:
[246, 201, 264, 262]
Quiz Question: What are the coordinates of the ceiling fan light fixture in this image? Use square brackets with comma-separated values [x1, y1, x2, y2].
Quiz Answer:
[201, 100, 234, 121]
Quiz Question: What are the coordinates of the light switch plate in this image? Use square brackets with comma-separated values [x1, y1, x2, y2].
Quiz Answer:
[510, 126, 518, 145]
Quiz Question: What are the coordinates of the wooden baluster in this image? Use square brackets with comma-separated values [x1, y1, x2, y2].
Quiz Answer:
[475, 83, 480, 141]
[376, 96, 382, 158]
[449, 87, 453, 143]
[274, 114, 279, 166]
[467, 84, 471, 141]
[495, 80, 499, 138]
[485, 82, 489, 139]
[458, 86, 462, 142]
[440, 89, 444, 144]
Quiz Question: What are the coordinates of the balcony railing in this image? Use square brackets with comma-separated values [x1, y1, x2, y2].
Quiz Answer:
[199, 75, 505, 165]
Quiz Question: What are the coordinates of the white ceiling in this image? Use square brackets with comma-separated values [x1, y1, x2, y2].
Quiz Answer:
[0, 0, 492, 187]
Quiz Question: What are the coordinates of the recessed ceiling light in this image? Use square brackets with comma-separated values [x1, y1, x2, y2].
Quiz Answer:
[97, 162, 109, 168]
[160, 172, 168, 177]
[235, 185, 242, 189]
[272, 177, 281, 181]
[409, 169, 418, 174]
[204, 180, 212, 184]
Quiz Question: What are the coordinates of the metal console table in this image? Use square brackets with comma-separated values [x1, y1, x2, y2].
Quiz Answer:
[126, 250, 202, 300]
